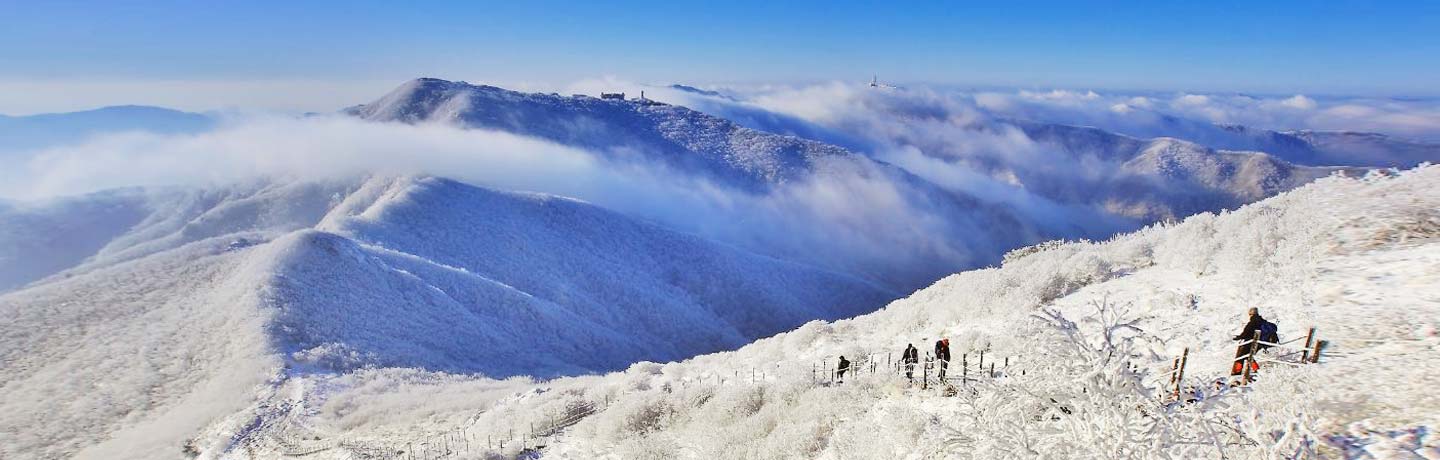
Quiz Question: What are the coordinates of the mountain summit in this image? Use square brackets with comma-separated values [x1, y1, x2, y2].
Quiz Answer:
[347, 78, 855, 189]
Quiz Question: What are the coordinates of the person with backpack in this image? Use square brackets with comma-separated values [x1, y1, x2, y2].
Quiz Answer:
[934, 339, 951, 380]
[837, 356, 851, 382]
[902, 344, 919, 380]
[1230, 307, 1278, 375]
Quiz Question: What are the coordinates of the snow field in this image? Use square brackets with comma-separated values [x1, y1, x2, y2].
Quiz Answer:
[0, 174, 896, 459]
[273, 166, 1440, 459]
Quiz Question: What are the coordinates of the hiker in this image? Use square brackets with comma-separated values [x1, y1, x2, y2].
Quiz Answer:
[934, 339, 951, 380]
[837, 356, 851, 382]
[903, 344, 919, 380]
[1230, 307, 1278, 375]
[902, 344, 919, 380]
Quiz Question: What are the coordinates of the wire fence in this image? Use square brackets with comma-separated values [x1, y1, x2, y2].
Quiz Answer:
[274, 324, 1362, 458]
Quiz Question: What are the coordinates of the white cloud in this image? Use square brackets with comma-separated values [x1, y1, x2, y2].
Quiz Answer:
[1174, 94, 1212, 106]
[3, 116, 606, 199]
[1280, 94, 1318, 110]
[0, 113, 996, 290]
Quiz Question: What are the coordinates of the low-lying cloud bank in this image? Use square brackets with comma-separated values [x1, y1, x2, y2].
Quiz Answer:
[0, 115, 1008, 290]
[974, 88, 1440, 142]
[581, 80, 1437, 217]
[8, 79, 1433, 291]
[609, 79, 1440, 143]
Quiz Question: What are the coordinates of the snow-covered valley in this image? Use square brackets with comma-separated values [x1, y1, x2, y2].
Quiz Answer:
[3, 79, 1440, 459]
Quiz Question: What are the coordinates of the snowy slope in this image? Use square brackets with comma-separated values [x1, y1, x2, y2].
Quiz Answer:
[0, 232, 282, 460]
[346, 78, 852, 190]
[273, 175, 893, 376]
[0, 175, 894, 459]
[0, 189, 155, 292]
[237, 166, 1440, 459]
[0, 179, 363, 293]
[345, 78, 1063, 291]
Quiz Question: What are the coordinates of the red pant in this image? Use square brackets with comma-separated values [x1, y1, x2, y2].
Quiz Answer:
[1231, 359, 1259, 376]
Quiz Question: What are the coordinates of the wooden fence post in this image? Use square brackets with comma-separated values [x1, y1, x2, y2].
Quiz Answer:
[923, 358, 930, 390]
[1311, 340, 1328, 363]
[1241, 331, 1261, 384]
[1171, 348, 1188, 401]
[1301, 327, 1317, 362]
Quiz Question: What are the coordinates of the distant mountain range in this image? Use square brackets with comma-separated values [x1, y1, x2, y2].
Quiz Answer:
[1102, 113, 1439, 167]
[0, 105, 214, 153]
[344, 78, 1054, 288]
[1011, 121, 1365, 219]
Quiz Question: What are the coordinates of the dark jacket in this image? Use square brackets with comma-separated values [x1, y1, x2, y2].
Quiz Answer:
[934, 340, 951, 362]
[903, 345, 919, 363]
[1232, 314, 1266, 341]
[838, 357, 851, 371]
[1233, 313, 1278, 353]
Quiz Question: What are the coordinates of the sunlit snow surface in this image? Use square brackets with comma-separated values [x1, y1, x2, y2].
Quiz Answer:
[0, 175, 892, 459]
[355, 166, 1434, 459]
[3, 167, 1425, 459]
[3, 80, 1439, 458]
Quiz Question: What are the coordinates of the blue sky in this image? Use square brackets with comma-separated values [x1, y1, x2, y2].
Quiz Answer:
[1, 0, 1437, 113]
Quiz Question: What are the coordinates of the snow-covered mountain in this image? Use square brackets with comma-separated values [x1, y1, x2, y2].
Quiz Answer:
[1013, 122, 1362, 219]
[649, 82, 1378, 221]
[345, 78, 851, 190]
[0, 174, 896, 459]
[210, 166, 1439, 460]
[5, 79, 1434, 459]
[344, 78, 1065, 290]
[1098, 114, 1440, 168]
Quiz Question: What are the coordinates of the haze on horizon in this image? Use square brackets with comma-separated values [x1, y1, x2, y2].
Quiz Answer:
[2, 0, 1439, 115]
